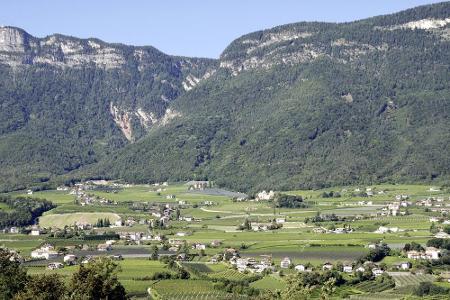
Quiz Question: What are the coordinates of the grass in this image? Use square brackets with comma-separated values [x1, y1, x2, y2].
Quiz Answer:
[15, 190, 75, 205]
[151, 279, 239, 299]
[39, 212, 121, 228]
[0, 202, 12, 211]
[390, 273, 436, 287]
[0, 234, 44, 255]
[117, 259, 171, 280]
[251, 275, 286, 290]
[27, 259, 172, 296]
[208, 269, 254, 280]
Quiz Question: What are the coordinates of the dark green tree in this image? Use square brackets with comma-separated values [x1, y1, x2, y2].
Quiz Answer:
[0, 248, 28, 299]
[69, 257, 126, 300]
[14, 274, 66, 300]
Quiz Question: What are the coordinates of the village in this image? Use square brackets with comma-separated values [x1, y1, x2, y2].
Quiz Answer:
[1, 181, 450, 299]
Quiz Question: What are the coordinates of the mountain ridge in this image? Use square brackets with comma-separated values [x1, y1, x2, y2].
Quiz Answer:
[0, 2, 449, 193]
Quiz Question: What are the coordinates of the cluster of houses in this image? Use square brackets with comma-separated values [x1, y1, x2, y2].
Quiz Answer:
[218, 249, 398, 277]
[116, 232, 166, 244]
[71, 189, 115, 207]
[313, 226, 353, 234]
[416, 197, 448, 208]
[407, 247, 441, 260]
[30, 244, 59, 260]
[380, 199, 411, 216]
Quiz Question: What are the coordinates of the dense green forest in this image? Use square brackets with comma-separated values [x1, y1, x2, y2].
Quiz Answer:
[0, 196, 55, 227]
[0, 2, 449, 193]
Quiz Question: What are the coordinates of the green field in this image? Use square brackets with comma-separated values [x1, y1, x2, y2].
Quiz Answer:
[3, 182, 450, 298]
[39, 212, 121, 228]
[251, 275, 286, 290]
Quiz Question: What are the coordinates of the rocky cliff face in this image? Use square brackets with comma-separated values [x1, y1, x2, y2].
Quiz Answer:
[0, 26, 217, 142]
[218, 14, 450, 76]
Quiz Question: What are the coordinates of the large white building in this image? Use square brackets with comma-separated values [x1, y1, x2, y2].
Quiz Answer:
[31, 248, 59, 260]
[256, 190, 275, 201]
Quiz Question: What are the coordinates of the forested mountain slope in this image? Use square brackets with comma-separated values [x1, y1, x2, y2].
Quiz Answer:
[0, 27, 216, 191]
[0, 2, 449, 193]
[97, 2, 450, 192]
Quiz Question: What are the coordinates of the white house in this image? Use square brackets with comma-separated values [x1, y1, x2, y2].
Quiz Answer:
[236, 258, 249, 271]
[97, 244, 112, 251]
[372, 268, 384, 276]
[9, 227, 19, 234]
[367, 243, 377, 249]
[64, 254, 77, 265]
[322, 262, 333, 271]
[280, 257, 291, 269]
[256, 190, 275, 201]
[407, 250, 422, 260]
[407, 248, 441, 260]
[30, 226, 40, 236]
[48, 262, 63, 270]
[356, 266, 365, 273]
[343, 265, 353, 273]
[194, 243, 206, 250]
[397, 262, 411, 270]
[31, 249, 59, 260]
[375, 226, 399, 234]
[425, 247, 441, 260]
[275, 218, 286, 224]
[294, 264, 306, 272]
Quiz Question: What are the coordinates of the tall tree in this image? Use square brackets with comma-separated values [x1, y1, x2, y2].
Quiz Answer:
[14, 274, 66, 300]
[69, 257, 126, 300]
[0, 248, 28, 299]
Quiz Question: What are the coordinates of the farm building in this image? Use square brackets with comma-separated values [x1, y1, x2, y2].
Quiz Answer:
[322, 262, 333, 271]
[256, 190, 275, 201]
[30, 225, 40, 236]
[396, 262, 412, 270]
[343, 264, 353, 273]
[48, 262, 63, 270]
[64, 254, 77, 265]
[407, 247, 441, 260]
[280, 257, 291, 269]
[295, 264, 306, 272]
[9, 227, 19, 234]
[97, 243, 112, 251]
[372, 268, 384, 276]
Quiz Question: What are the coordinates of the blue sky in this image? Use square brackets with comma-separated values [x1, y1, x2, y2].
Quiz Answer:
[0, 0, 443, 58]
